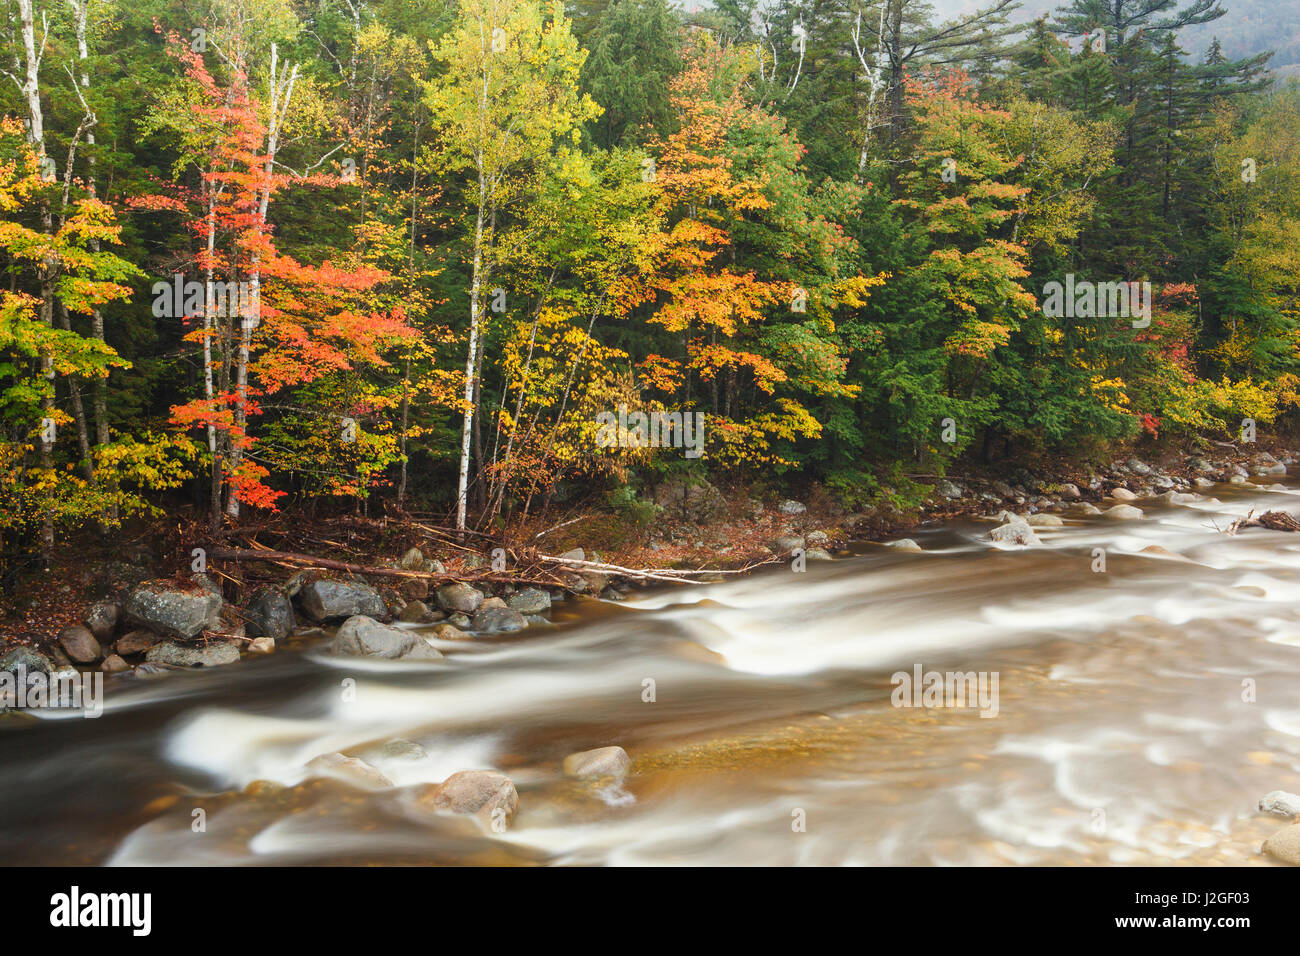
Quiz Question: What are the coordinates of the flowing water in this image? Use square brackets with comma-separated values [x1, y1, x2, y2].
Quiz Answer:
[4, 482, 1300, 866]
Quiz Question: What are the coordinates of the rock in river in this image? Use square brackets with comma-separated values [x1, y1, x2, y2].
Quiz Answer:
[434, 582, 483, 615]
[1263, 824, 1300, 864]
[331, 615, 443, 660]
[123, 579, 223, 640]
[1102, 504, 1144, 520]
[563, 746, 631, 779]
[987, 515, 1042, 547]
[145, 640, 240, 668]
[298, 579, 387, 623]
[471, 605, 527, 634]
[421, 770, 518, 827]
[507, 587, 550, 614]
[306, 752, 393, 790]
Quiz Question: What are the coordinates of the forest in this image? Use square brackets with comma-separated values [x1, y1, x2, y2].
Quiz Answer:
[1, 0, 1297, 574]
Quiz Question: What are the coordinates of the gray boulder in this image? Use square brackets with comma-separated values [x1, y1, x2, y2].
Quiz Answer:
[145, 640, 240, 667]
[0, 646, 51, 675]
[331, 615, 443, 660]
[653, 480, 729, 522]
[123, 579, 223, 640]
[83, 602, 119, 641]
[434, 582, 483, 615]
[507, 587, 551, 614]
[299, 579, 387, 623]
[987, 515, 1042, 547]
[245, 587, 295, 640]
[471, 605, 527, 634]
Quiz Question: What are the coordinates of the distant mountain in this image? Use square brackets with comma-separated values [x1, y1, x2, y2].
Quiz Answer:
[926, 0, 1300, 78]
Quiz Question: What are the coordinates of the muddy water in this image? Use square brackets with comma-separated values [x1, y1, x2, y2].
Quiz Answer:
[3, 482, 1300, 865]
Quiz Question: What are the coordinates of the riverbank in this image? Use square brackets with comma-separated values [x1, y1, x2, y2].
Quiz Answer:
[3, 436, 1299, 668]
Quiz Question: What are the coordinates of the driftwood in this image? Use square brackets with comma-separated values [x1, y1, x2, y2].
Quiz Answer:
[206, 545, 774, 590]
[1225, 509, 1300, 535]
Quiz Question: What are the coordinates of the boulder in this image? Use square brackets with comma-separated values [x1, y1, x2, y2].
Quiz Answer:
[653, 480, 729, 523]
[83, 602, 119, 641]
[884, 538, 923, 552]
[771, 534, 805, 554]
[987, 516, 1042, 547]
[506, 587, 551, 614]
[331, 615, 443, 660]
[1026, 513, 1063, 527]
[145, 640, 240, 668]
[1058, 483, 1081, 499]
[471, 605, 527, 634]
[57, 625, 102, 663]
[123, 579, 223, 640]
[399, 547, 425, 570]
[778, 499, 807, 515]
[1109, 487, 1138, 501]
[402, 578, 430, 602]
[248, 637, 275, 654]
[805, 548, 834, 561]
[431, 622, 472, 641]
[298, 579, 387, 623]
[935, 480, 963, 500]
[1102, 504, 1144, 520]
[398, 600, 438, 623]
[245, 587, 295, 640]
[115, 630, 159, 656]
[434, 582, 483, 615]
[563, 746, 631, 779]
[422, 770, 518, 827]
[100, 654, 129, 674]
[805, 530, 830, 549]
[1075, 502, 1102, 516]
[1263, 824, 1300, 865]
[0, 647, 51, 675]
[1259, 791, 1300, 818]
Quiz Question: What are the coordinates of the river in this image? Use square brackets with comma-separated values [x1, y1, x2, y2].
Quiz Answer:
[3, 481, 1299, 865]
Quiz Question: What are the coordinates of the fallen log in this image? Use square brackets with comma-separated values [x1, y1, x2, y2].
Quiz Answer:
[1225, 510, 1300, 534]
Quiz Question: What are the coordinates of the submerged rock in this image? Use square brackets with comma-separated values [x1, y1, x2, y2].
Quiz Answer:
[123, 579, 223, 640]
[430, 622, 471, 641]
[145, 640, 240, 668]
[563, 746, 631, 779]
[331, 615, 442, 660]
[298, 579, 387, 623]
[306, 752, 393, 790]
[884, 538, 923, 552]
